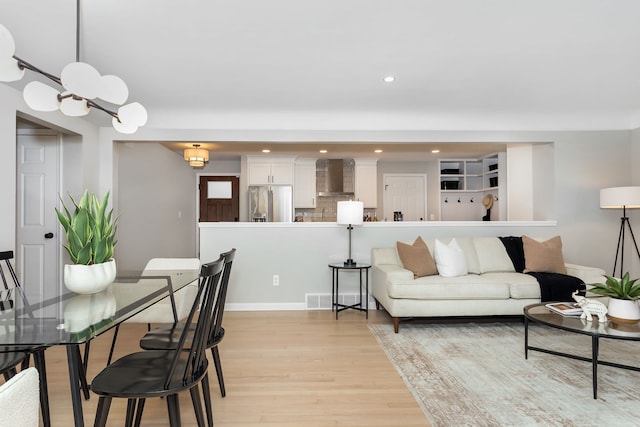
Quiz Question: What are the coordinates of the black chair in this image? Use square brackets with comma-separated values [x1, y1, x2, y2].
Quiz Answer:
[0, 352, 28, 381]
[139, 248, 235, 423]
[0, 250, 51, 427]
[106, 257, 201, 366]
[91, 256, 225, 427]
[140, 250, 234, 382]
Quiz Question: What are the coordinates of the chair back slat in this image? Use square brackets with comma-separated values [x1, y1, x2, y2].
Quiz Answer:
[208, 248, 236, 345]
[0, 251, 21, 291]
[163, 256, 224, 389]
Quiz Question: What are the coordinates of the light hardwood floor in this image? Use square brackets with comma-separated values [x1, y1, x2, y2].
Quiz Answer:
[39, 309, 429, 426]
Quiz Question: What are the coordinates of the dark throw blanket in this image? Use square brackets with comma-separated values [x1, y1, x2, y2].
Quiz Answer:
[498, 236, 586, 302]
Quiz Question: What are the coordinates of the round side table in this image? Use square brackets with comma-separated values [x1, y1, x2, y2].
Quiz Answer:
[328, 263, 371, 319]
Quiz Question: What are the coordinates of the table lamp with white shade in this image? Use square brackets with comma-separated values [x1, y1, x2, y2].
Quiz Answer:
[337, 200, 364, 266]
[600, 186, 640, 276]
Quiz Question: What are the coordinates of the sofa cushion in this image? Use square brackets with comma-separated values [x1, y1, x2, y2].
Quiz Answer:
[455, 237, 481, 274]
[434, 238, 468, 277]
[396, 237, 438, 278]
[522, 235, 567, 274]
[372, 247, 400, 266]
[423, 238, 481, 274]
[480, 272, 541, 299]
[474, 237, 516, 273]
[387, 274, 510, 300]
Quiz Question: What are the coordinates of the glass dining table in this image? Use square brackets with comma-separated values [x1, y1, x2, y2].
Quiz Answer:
[0, 268, 200, 427]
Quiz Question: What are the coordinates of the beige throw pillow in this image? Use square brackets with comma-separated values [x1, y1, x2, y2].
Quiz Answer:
[522, 235, 567, 274]
[396, 236, 438, 278]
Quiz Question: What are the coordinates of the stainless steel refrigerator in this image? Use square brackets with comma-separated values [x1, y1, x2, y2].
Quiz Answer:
[248, 185, 293, 222]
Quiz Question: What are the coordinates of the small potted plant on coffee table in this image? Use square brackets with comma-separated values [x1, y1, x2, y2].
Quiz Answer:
[589, 273, 640, 324]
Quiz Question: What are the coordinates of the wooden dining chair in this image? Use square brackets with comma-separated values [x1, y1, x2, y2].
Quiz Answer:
[90, 256, 225, 427]
[139, 248, 236, 424]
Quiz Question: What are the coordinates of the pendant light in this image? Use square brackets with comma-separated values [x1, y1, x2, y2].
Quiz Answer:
[184, 144, 209, 167]
[0, 0, 147, 134]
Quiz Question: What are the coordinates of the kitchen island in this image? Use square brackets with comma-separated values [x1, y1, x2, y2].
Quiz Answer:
[199, 220, 559, 311]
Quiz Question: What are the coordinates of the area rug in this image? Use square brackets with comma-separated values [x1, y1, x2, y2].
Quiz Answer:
[369, 321, 640, 427]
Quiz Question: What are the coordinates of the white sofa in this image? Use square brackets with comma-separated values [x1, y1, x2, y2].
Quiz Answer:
[371, 236, 606, 333]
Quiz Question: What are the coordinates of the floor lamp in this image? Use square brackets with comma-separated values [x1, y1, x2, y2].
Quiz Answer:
[600, 186, 640, 277]
[337, 200, 364, 266]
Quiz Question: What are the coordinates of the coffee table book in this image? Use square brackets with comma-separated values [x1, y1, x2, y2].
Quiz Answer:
[545, 302, 583, 316]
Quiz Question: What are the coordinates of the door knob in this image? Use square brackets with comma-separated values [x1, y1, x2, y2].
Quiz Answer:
[44, 232, 54, 239]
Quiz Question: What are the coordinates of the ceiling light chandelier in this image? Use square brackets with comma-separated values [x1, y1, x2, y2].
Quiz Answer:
[184, 144, 209, 167]
[0, 1, 147, 134]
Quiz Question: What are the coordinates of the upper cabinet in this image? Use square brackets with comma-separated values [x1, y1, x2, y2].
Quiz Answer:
[247, 156, 295, 185]
[354, 158, 378, 208]
[294, 159, 317, 208]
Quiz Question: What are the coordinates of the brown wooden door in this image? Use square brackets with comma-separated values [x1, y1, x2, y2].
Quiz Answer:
[199, 176, 240, 222]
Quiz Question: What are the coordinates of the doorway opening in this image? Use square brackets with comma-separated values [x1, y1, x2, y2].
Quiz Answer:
[198, 176, 240, 222]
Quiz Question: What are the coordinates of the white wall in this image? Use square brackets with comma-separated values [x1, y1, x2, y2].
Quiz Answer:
[533, 143, 555, 220]
[115, 143, 198, 270]
[507, 144, 534, 220]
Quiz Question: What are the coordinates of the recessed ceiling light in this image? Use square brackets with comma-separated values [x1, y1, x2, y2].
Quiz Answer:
[262, 149, 270, 153]
[374, 149, 383, 153]
[319, 149, 327, 153]
[432, 149, 440, 153]
[383, 76, 395, 83]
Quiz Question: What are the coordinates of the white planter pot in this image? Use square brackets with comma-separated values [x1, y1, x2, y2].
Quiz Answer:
[607, 298, 640, 324]
[64, 259, 116, 295]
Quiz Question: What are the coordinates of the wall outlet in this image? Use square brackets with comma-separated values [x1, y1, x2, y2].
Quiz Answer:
[272, 274, 279, 286]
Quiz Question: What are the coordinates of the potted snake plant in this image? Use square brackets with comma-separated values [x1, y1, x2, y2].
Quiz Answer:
[588, 273, 640, 324]
[55, 190, 118, 294]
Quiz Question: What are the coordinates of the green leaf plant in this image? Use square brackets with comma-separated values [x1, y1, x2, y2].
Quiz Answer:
[588, 273, 640, 301]
[55, 191, 118, 265]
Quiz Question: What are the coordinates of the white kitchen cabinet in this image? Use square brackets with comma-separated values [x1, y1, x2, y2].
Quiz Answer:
[354, 159, 378, 208]
[294, 159, 317, 208]
[247, 157, 295, 185]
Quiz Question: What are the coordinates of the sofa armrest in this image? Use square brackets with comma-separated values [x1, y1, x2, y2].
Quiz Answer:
[373, 264, 415, 283]
[565, 263, 607, 284]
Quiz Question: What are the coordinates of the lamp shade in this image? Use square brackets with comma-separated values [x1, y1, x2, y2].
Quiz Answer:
[337, 201, 364, 225]
[184, 145, 209, 167]
[600, 186, 640, 209]
[23, 81, 60, 111]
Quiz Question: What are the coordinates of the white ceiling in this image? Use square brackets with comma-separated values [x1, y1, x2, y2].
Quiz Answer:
[3, 0, 640, 141]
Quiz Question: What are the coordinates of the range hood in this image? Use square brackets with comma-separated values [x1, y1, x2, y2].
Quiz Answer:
[317, 159, 355, 196]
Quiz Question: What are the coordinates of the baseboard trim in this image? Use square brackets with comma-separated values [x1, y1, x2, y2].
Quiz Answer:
[226, 302, 307, 311]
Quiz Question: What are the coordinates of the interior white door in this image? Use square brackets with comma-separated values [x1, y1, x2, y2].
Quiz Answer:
[383, 174, 427, 222]
[16, 131, 60, 301]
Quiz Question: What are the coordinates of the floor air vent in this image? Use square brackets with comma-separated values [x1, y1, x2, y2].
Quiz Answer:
[305, 293, 375, 310]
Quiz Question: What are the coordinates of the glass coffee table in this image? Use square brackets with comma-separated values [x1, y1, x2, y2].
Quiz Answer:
[524, 303, 640, 399]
